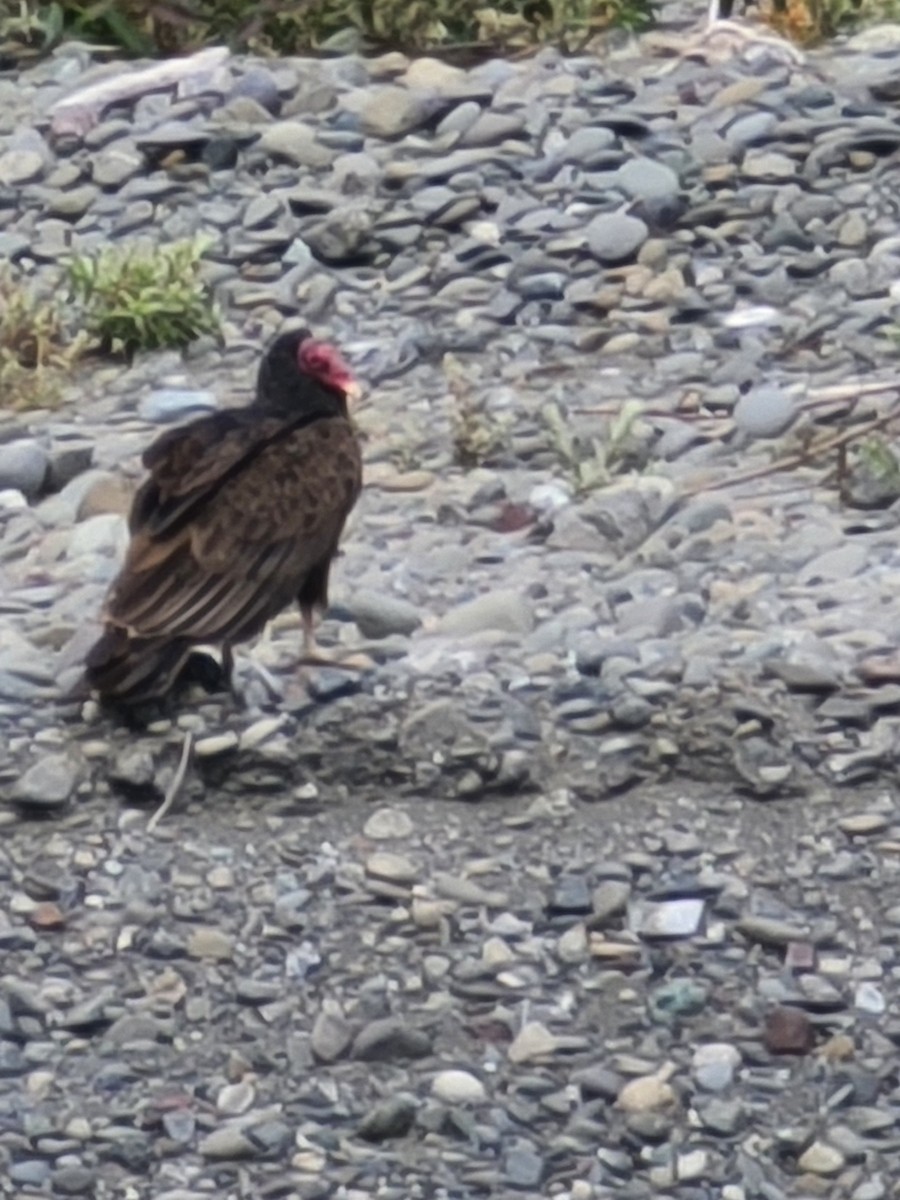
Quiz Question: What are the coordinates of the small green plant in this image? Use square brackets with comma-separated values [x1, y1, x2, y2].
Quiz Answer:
[0, 268, 85, 410]
[542, 397, 647, 494]
[444, 353, 511, 469]
[66, 237, 220, 357]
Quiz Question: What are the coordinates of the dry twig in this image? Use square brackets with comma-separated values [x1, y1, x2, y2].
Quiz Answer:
[147, 732, 194, 833]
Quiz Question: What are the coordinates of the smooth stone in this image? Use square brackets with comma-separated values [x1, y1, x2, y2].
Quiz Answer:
[431, 1069, 487, 1104]
[93, 146, 143, 187]
[559, 126, 616, 165]
[352, 1017, 431, 1061]
[615, 157, 680, 203]
[838, 813, 890, 835]
[733, 386, 796, 437]
[742, 150, 797, 178]
[698, 1096, 745, 1135]
[49, 1166, 96, 1195]
[363, 807, 415, 839]
[259, 121, 335, 167]
[360, 87, 437, 138]
[77, 473, 133, 520]
[508, 1022, 558, 1064]
[586, 212, 648, 263]
[311, 1003, 354, 1062]
[436, 590, 534, 637]
[0, 440, 49, 500]
[186, 928, 234, 960]
[855, 982, 886, 1014]
[592, 880, 631, 923]
[46, 185, 98, 218]
[12, 755, 79, 810]
[692, 1043, 742, 1090]
[47, 440, 93, 491]
[139, 389, 218, 423]
[798, 1141, 845, 1176]
[216, 1081, 256, 1116]
[366, 851, 418, 884]
[194, 732, 240, 758]
[230, 67, 282, 115]
[649, 979, 709, 1021]
[403, 57, 466, 91]
[764, 1006, 814, 1054]
[617, 1074, 678, 1114]
[67, 513, 128, 559]
[342, 591, 423, 638]
[0, 149, 43, 185]
[738, 916, 810, 946]
[0, 489, 27, 510]
[199, 1127, 256, 1160]
[634, 898, 704, 939]
[358, 1093, 417, 1141]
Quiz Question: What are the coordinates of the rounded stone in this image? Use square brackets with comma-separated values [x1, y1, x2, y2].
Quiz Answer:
[363, 806, 415, 840]
[733, 386, 796, 438]
[617, 1074, 678, 1114]
[0, 149, 44, 185]
[431, 1069, 487, 1104]
[0, 440, 49, 501]
[615, 157, 680, 203]
[764, 1007, 814, 1054]
[691, 1043, 742, 1091]
[586, 213, 649, 263]
[798, 1141, 845, 1176]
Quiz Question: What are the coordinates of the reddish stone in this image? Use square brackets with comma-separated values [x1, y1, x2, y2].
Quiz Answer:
[764, 1006, 814, 1055]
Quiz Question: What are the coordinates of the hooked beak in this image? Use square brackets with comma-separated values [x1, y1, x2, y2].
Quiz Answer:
[344, 379, 364, 405]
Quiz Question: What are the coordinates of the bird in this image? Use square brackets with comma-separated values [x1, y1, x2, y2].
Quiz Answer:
[83, 327, 364, 707]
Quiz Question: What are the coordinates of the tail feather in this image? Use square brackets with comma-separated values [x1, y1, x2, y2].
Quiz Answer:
[84, 625, 193, 705]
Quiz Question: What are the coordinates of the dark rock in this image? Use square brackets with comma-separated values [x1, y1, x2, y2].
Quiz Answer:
[352, 1017, 432, 1061]
[764, 1007, 815, 1055]
[358, 1093, 418, 1141]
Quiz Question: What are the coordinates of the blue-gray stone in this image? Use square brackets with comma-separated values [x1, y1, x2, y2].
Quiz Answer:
[138, 389, 218, 424]
[0, 440, 49, 500]
[586, 212, 648, 263]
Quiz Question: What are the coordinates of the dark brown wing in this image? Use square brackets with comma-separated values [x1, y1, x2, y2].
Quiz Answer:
[131, 409, 304, 538]
[106, 418, 362, 647]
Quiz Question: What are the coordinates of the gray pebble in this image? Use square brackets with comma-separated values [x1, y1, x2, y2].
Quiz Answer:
[586, 212, 649, 263]
[0, 441, 49, 501]
[12, 754, 79, 810]
[733, 385, 796, 437]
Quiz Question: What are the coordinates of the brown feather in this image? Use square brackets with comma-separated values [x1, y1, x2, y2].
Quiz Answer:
[106, 420, 361, 646]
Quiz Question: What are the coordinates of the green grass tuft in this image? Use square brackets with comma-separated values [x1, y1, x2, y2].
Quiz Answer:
[66, 237, 220, 358]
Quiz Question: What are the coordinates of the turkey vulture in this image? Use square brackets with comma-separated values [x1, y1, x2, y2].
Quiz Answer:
[84, 327, 363, 705]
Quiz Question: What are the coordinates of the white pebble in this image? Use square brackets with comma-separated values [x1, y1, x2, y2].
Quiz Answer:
[431, 1069, 486, 1104]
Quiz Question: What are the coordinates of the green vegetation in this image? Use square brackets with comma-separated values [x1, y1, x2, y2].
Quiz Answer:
[0, 238, 219, 410]
[0, 0, 656, 63]
[757, 0, 900, 45]
[4, 0, 896, 73]
[0, 269, 85, 410]
[542, 397, 649, 494]
[67, 237, 219, 357]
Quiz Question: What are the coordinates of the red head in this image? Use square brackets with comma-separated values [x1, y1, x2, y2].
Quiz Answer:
[297, 337, 361, 403]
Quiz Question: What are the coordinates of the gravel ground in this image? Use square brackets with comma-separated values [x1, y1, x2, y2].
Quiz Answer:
[3, 8, 900, 1197]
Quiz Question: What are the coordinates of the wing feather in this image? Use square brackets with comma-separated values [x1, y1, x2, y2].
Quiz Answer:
[106, 418, 362, 647]
[133, 407, 334, 539]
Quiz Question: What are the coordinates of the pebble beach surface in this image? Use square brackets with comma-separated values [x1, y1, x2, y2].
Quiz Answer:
[3, 11, 900, 1197]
